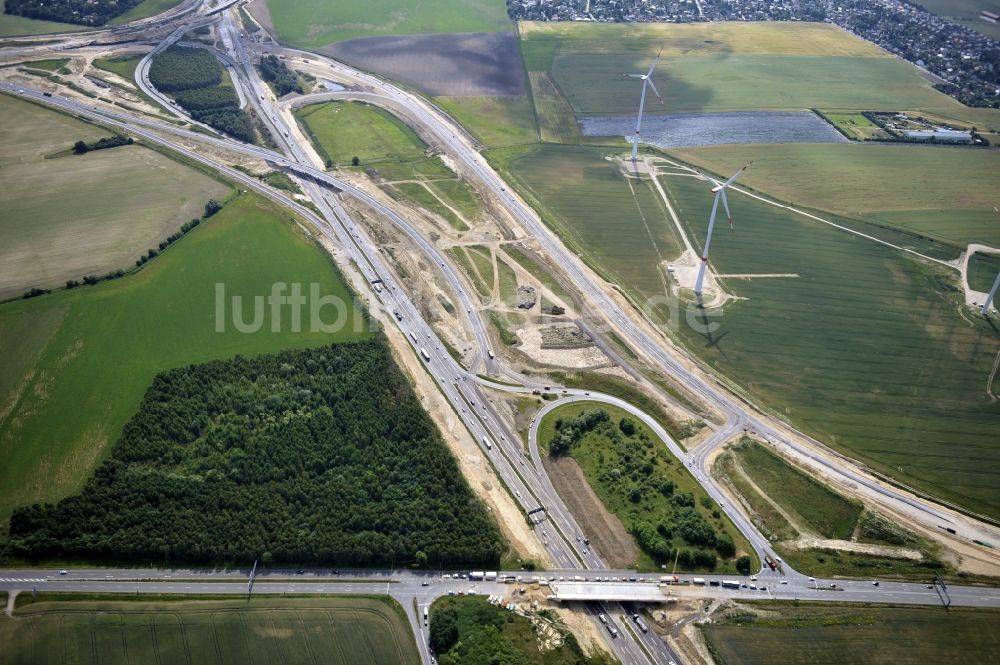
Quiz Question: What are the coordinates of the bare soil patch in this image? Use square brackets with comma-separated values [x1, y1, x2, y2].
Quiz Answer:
[542, 454, 637, 569]
[321, 31, 526, 96]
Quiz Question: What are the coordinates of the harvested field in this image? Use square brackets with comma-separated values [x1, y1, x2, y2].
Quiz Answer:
[0, 93, 231, 299]
[2, 596, 419, 665]
[542, 454, 638, 569]
[322, 31, 526, 96]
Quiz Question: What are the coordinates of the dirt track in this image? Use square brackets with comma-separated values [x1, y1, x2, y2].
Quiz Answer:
[542, 455, 637, 569]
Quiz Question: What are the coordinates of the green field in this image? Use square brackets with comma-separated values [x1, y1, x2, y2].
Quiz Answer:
[295, 100, 481, 227]
[701, 602, 1000, 665]
[518, 21, 1000, 132]
[109, 0, 185, 26]
[969, 253, 1000, 293]
[0, 93, 232, 299]
[539, 401, 755, 572]
[431, 595, 613, 665]
[727, 440, 862, 540]
[435, 95, 539, 148]
[669, 143, 1000, 248]
[0, 194, 369, 525]
[0, 0, 90, 36]
[92, 54, 143, 81]
[2, 596, 418, 665]
[818, 111, 891, 141]
[490, 144, 683, 320]
[660, 173, 1000, 519]
[260, 0, 511, 48]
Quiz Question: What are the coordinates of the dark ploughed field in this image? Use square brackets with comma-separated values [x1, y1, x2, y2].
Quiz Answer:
[322, 31, 526, 96]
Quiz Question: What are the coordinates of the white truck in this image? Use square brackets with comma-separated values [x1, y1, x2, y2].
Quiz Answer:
[420, 348, 431, 361]
[469, 571, 485, 580]
[484, 571, 497, 581]
[482, 436, 492, 450]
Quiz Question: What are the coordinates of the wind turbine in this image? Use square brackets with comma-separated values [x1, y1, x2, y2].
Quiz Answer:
[981, 271, 1000, 316]
[982, 207, 1000, 316]
[624, 50, 663, 162]
[693, 163, 752, 296]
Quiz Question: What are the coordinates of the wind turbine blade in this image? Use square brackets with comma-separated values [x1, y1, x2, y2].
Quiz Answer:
[646, 48, 662, 78]
[720, 189, 734, 231]
[720, 161, 752, 189]
[635, 79, 649, 135]
[624, 73, 645, 78]
[646, 78, 663, 103]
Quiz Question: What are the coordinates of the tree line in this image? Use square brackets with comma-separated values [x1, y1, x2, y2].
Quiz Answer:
[7, 339, 506, 567]
[5, 0, 145, 26]
[73, 134, 133, 154]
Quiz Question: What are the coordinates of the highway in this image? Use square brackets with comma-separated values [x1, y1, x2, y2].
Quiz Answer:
[1, 1, 999, 663]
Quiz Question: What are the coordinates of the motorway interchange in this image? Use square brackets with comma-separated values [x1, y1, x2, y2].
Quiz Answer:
[2, 2, 1000, 663]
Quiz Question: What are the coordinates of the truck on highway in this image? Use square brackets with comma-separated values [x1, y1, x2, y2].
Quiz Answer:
[598, 613, 608, 624]
[721, 580, 740, 589]
[409, 331, 418, 342]
[420, 348, 431, 361]
[469, 571, 484, 580]
[482, 436, 492, 450]
[487, 349, 495, 359]
[693, 578, 706, 585]
[484, 572, 497, 581]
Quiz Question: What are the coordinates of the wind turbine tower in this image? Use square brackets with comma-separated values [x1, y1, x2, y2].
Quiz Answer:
[982, 271, 1000, 316]
[624, 50, 663, 162]
[693, 163, 751, 296]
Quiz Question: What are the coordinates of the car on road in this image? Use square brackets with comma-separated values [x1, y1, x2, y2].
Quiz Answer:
[421, 582, 429, 587]
[872, 581, 880, 586]
[59, 570, 67, 575]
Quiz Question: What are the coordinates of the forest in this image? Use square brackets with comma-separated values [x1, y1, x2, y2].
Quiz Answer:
[258, 55, 302, 97]
[149, 46, 254, 143]
[5, 0, 145, 26]
[7, 339, 506, 567]
[548, 407, 749, 572]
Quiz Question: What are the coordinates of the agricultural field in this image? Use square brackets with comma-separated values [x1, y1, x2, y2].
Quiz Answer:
[325, 31, 525, 97]
[539, 401, 756, 573]
[661, 172, 1000, 519]
[969, 253, 1000, 293]
[257, 0, 511, 48]
[668, 143, 1000, 248]
[108, 0, 185, 26]
[701, 602, 1000, 665]
[430, 595, 614, 665]
[435, 95, 538, 148]
[918, 0, 1000, 40]
[518, 21, 1000, 134]
[0, 0, 90, 36]
[489, 144, 683, 321]
[817, 111, 892, 141]
[295, 100, 482, 228]
[0, 194, 369, 525]
[2, 595, 419, 665]
[0, 93, 231, 299]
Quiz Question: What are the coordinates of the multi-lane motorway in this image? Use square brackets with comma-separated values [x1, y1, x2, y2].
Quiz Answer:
[2, 2, 1000, 663]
